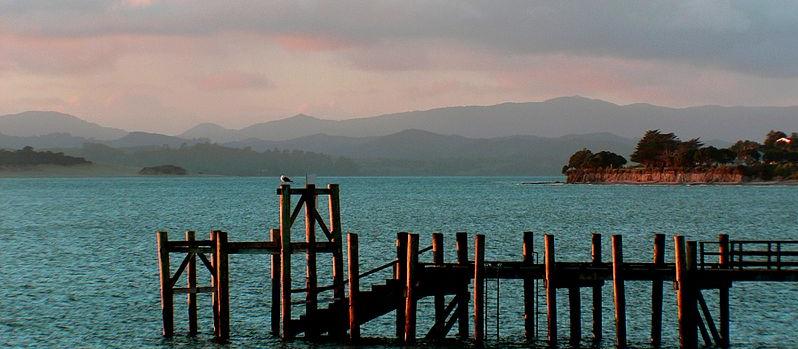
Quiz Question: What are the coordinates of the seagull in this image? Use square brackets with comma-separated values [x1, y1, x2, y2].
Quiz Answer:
[280, 174, 293, 183]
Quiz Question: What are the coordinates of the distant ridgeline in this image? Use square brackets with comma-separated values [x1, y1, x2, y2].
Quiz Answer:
[71, 142, 359, 176]
[0, 146, 91, 168]
[564, 130, 798, 184]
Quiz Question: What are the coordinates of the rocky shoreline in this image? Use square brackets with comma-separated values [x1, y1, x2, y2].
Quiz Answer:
[566, 167, 750, 184]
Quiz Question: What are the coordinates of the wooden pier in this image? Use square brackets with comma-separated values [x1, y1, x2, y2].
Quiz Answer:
[155, 183, 798, 348]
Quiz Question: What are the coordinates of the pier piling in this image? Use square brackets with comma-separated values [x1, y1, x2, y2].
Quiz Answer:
[591, 233, 602, 343]
[432, 233, 445, 326]
[523, 231, 535, 340]
[304, 184, 318, 339]
[718, 234, 730, 348]
[474, 234, 485, 345]
[156, 231, 174, 337]
[213, 230, 230, 341]
[347, 233, 360, 342]
[611, 235, 626, 349]
[456, 232, 469, 340]
[395, 232, 408, 339]
[278, 185, 292, 339]
[185, 231, 198, 336]
[270, 228, 280, 335]
[674, 236, 697, 349]
[544, 234, 558, 347]
[404, 233, 419, 344]
[651, 233, 665, 347]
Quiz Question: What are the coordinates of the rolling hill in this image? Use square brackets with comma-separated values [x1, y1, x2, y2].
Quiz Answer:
[180, 96, 798, 143]
[0, 111, 127, 140]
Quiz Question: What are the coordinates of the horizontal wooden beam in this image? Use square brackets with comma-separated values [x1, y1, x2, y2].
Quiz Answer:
[223, 241, 337, 254]
[167, 240, 213, 248]
[227, 241, 279, 254]
[173, 286, 213, 294]
[169, 246, 212, 254]
[275, 188, 332, 195]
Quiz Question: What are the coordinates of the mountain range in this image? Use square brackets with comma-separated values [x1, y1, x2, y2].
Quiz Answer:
[179, 96, 798, 143]
[3, 97, 795, 144]
[0, 96, 793, 174]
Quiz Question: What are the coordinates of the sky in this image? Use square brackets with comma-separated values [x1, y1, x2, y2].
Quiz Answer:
[1, 1, 798, 134]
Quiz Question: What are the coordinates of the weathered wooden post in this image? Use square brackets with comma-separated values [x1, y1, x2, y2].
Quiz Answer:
[718, 234, 730, 348]
[395, 232, 408, 339]
[523, 231, 536, 340]
[347, 233, 360, 342]
[591, 233, 602, 342]
[304, 184, 318, 339]
[210, 230, 219, 335]
[674, 235, 697, 349]
[328, 184, 346, 338]
[651, 233, 665, 347]
[270, 228, 281, 335]
[404, 233, 419, 344]
[456, 232, 469, 339]
[569, 287, 581, 347]
[686, 241, 700, 347]
[156, 231, 174, 337]
[544, 234, 558, 347]
[185, 231, 198, 336]
[474, 234, 485, 345]
[611, 235, 627, 349]
[432, 232, 445, 326]
[279, 184, 293, 339]
[213, 230, 230, 342]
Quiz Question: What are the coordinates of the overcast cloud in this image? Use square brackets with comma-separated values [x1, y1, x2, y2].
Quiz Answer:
[1, 1, 797, 133]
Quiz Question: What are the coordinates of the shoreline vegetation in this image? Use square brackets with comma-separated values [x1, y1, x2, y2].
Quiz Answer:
[564, 130, 798, 184]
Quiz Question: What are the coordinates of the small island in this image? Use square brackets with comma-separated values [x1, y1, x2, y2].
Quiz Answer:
[564, 130, 798, 184]
[139, 165, 188, 176]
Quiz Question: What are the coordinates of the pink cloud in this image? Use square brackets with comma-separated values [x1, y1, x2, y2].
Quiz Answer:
[195, 71, 273, 91]
[0, 34, 121, 74]
[124, 0, 157, 8]
[272, 34, 351, 52]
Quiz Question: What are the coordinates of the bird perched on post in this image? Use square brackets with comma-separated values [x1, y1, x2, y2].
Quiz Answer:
[280, 174, 292, 183]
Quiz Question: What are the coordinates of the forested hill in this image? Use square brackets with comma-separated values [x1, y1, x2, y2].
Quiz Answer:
[68, 143, 359, 176]
[0, 147, 91, 167]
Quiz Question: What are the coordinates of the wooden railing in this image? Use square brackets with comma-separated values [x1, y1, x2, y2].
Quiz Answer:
[699, 240, 798, 270]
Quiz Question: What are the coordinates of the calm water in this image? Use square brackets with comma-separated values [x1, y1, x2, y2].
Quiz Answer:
[1, 177, 797, 348]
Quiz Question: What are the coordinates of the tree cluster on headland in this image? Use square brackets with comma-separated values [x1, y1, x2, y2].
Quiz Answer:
[564, 130, 798, 182]
[0, 146, 91, 167]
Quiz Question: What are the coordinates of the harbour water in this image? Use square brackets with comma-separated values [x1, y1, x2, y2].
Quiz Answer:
[1, 177, 797, 348]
